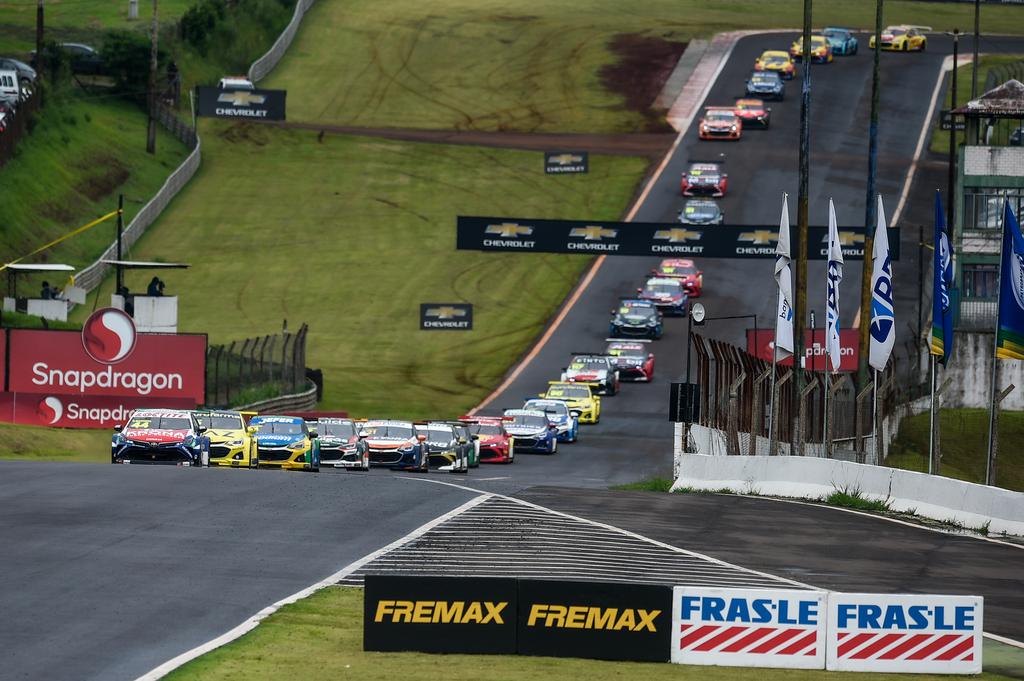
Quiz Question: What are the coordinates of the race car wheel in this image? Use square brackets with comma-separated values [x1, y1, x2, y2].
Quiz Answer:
[902, 42, 908, 52]
[920, 40, 926, 52]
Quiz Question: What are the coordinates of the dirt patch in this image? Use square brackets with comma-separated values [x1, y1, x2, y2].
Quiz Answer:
[73, 155, 130, 202]
[217, 121, 272, 146]
[599, 34, 688, 133]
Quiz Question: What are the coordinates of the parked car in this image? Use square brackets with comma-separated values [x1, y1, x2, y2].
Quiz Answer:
[31, 43, 104, 75]
[0, 57, 36, 89]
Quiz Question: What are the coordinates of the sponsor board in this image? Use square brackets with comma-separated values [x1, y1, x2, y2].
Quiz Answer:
[0, 330, 5, 390]
[518, 579, 671, 661]
[195, 86, 286, 120]
[420, 303, 473, 330]
[746, 328, 859, 372]
[672, 587, 827, 670]
[0, 392, 195, 428]
[364, 575, 517, 654]
[544, 151, 588, 174]
[457, 216, 899, 261]
[6, 313, 205, 402]
[826, 593, 983, 674]
[940, 110, 965, 131]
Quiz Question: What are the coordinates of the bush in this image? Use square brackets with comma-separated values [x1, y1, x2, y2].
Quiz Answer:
[180, 0, 225, 54]
[103, 30, 168, 102]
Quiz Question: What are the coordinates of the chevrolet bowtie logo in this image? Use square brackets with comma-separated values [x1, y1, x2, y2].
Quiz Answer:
[217, 91, 266, 107]
[739, 230, 779, 245]
[548, 153, 584, 165]
[654, 228, 702, 243]
[486, 223, 534, 238]
[425, 306, 467, 319]
[569, 226, 617, 241]
[826, 231, 866, 246]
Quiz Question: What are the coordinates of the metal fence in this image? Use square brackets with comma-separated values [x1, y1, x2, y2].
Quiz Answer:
[984, 60, 1024, 92]
[206, 323, 309, 408]
[247, 0, 317, 83]
[0, 91, 41, 167]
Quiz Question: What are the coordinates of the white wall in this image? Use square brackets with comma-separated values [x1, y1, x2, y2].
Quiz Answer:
[921, 333, 1024, 409]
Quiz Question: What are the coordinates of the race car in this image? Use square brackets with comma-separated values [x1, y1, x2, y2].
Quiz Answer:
[734, 98, 771, 129]
[823, 27, 858, 55]
[652, 258, 704, 297]
[195, 409, 256, 468]
[609, 299, 663, 340]
[447, 421, 480, 467]
[870, 25, 927, 51]
[745, 70, 784, 101]
[459, 416, 514, 463]
[638, 277, 689, 316]
[359, 419, 429, 472]
[112, 409, 209, 466]
[754, 50, 795, 79]
[250, 415, 320, 472]
[414, 421, 470, 473]
[680, 162, 728, 197]
[789, 35, 833, 63]
[562, 353, 619, 395]
[539, 382, 601, 424]
[678, 198, 724, 226]
[698, 107, 742, 140]
[316, 417, 369, 470]
[605, 339, 655, 382]
[523, 398, 580, 443]
[502, 409, 558, 454]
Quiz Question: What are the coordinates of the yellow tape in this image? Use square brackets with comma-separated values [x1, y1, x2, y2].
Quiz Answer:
[0, 209, 121, 274]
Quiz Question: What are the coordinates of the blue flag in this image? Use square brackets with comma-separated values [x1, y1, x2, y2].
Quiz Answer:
[929, 192, 954, 365]
[996, 201, 1024, 360]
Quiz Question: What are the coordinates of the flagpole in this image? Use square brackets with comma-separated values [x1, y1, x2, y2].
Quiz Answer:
[768, 340, 779, 455]
[985, 207, 1006, 485]
[823, 367, 830, 456]
[928, 355, 936, 474]
[872, 367, 879, 463]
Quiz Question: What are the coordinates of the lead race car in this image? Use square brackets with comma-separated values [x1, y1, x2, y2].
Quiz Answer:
[562, 353, 619, 396]
[316, 417, 369, 470]
[502, 409, 557, 454]
[605, 339, 656, 382]
[195, 409, 256, 468]
[523, 398, 579, 443]
[250, 415, 320, 472]
[112, 408, 210, 466]
[459, 415, 514, 463]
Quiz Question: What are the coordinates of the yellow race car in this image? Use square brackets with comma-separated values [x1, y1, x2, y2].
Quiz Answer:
[195, 409, 257, 468]
[250, 415, 320, 472]
[539, 381, 601, 424]
[754, 50, 795, 79]
[789, 35, 833, 63]
[870, 25, 927, 51]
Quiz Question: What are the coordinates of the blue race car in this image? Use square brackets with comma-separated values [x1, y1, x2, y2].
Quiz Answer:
[745, 70, 785, 101]
[823, 27, 858, 55]
[112, 408, 210, 466]
[609, 299, 663, 339]
[250, 415, 320, 472]
[502, 409, 558, 454]
[523, 398, 579, 443]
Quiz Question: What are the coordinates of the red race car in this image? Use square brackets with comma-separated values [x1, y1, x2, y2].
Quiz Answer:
[652, 258, 704, 297]
[459, 415, 514, 463]
[680, 161, 728, 197]
[604, 339, 655, 382]
[734, 98, 771, 128]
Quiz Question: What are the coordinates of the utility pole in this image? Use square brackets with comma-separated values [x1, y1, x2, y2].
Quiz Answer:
[116, 194, 124, 294]
[858, 0, 884, 389]
[146, 0, 159, 154]
[35, 0, 44, 101]
[947, 30, 960, 231]
[793, 0, 813, 449]
[971, 0, 980, 100]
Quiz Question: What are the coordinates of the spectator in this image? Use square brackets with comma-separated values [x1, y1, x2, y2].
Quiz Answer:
[117, 285, 135, 316]
[40, 281, 52, 299]
[147, 276, 161, 297]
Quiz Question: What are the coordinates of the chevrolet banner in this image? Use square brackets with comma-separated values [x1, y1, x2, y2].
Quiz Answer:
[420, 303, 473, 330]
[457, 216, 900, 261]
[195, 86, 287, 120]
[544, 151, 589, 174]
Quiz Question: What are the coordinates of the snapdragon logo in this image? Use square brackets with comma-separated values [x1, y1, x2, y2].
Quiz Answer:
[37, 396, 63, 424]
[82, 308, 137, 364]
[30, 364, 183, 395]
[37, 396, 133, 425]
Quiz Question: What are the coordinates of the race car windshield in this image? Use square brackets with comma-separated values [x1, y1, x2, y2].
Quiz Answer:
[620, 305, 656, 319]
[127, 416, 192, 430]
[418, 426, 454, 441]
[527, 402, 568, 416]
[645, 283, 682, 296]
[319, 422, 356, 438]
[735, 102, 760, 111]
[824, 29, 848, 39]
[750, 73, 777, 83]
[196, 414, 243, 429]
[467, 423, 503, 436]
[765, 56, 788, 65]
[663, 263, 698, 275]
[609, 345, 645, 358]
[508, 414, 549, 428]
[705, 111, 735, 122]
[362, 424, 414, 439]
[255, 421, 304, 435]
[889, 28, 906, 36]
[547, 386, 590, 399]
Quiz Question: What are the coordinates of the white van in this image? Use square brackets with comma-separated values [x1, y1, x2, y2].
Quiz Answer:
[0, 69, 19, 105]
[217, 76, 254, 91]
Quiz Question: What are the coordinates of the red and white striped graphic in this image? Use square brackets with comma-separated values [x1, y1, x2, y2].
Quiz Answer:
[835, 631, 975, 662]
[677, 623, 819, 656]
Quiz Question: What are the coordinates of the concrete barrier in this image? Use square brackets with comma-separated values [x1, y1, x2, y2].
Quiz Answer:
[673, 454, 1024, 537]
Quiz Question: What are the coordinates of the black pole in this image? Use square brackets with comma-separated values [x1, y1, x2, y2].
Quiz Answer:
[971, 0, 980, 100]
[948, 30, 959, 232]
[116, 194, 124, 294]
[793, 0, 813, 448]
[146, 0, 158, 154]
[35, 0, 44, 100]
[917, 224, 924, 345]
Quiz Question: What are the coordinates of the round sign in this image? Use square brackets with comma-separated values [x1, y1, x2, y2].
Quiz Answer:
[82, 307, 137, 364]
[691, 302, 706, 324]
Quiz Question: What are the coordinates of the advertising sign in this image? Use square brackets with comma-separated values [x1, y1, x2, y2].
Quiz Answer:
[420, 303, 473, 330]
[826, 593, 983, 674]
[195, 86, 287, 120]
[518, 580, 671, 662]
[544, 151, 589, 174]
[672, 587, 827, 670]
[0, 329, 6, 390]
[7, 309, 206, 403]
[0, 392, 195, 429]
[364, 575, 517, 654]
[746, 328, 859, 372]
[457, 216, 900, 261]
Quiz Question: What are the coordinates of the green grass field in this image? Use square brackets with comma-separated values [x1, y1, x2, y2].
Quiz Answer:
[164, 586, 1020, 681]
[929, 55, 1024, 155]
[265, 0, 1024, 133]
[75, 120, 648, 417]
[886, 409, 1024, 492]
[0, 422, 109, 461]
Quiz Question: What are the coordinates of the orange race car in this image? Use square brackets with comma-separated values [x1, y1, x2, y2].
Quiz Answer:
[734, 98, 771, 128]
[698, 107, 742, 141]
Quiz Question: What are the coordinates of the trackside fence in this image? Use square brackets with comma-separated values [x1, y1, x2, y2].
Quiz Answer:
[0, 90, 40, 167]
[247, 0, 318, 83]
[206, 323, 309, 408]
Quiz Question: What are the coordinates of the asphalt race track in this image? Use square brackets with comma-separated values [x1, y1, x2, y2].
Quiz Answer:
[4, 32, 1024, 681]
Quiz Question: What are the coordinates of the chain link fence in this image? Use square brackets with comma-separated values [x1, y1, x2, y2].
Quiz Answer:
[206, 322, 309, 408]
[247, 0, 317, 83]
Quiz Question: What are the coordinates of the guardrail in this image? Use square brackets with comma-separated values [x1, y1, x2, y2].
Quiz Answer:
[231, 378, 318, 412]
[247, 0, 317, 83]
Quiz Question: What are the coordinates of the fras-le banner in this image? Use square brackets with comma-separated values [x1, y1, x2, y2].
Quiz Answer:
[826, 593, 983, 674]
[672, 587, 827, 670]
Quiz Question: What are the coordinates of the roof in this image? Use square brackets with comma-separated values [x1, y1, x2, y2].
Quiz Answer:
[4, 263, 75, 272]
[101, 260, 190, 269]
[954, 79, 1024, 117]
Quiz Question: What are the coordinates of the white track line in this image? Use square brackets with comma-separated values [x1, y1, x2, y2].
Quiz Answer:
[135, 493, 491, 681]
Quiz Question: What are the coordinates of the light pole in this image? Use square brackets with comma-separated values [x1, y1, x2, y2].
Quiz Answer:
[684, 302, 706, 451]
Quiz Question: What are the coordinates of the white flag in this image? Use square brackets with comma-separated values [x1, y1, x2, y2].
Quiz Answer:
[826, 199, 844, 372]
[869, 195, 895, 371]
[774, 194, 794, 360]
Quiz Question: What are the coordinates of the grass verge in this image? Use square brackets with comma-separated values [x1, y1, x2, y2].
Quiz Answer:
[266, 0, 1024, 133]
[74, 121, 649, 417]
[0, 422, 108, 462]
[824, 489, 890, 513]
[887, 409, 1024, 492]
[611, 477, 675, 492]
[164, 585, 1018, 681]
[929, 54, 1024, 155]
